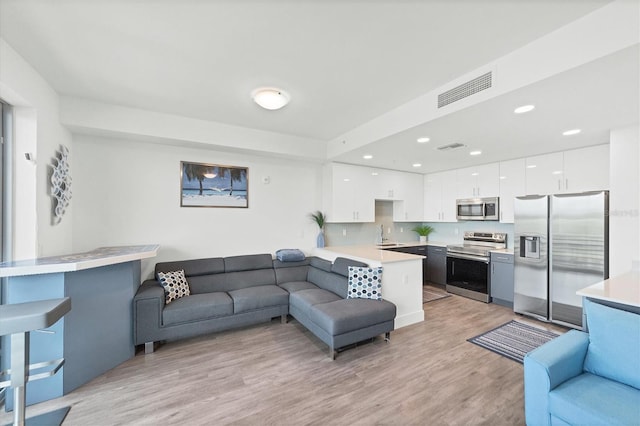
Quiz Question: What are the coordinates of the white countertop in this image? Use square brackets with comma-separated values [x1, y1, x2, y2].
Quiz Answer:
[577, 271, 640, 308]
[314, 245, 424, 265]
[0, 245, 160, 277]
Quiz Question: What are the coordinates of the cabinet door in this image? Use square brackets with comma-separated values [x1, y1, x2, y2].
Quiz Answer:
[499, 159, 526, 223]
[423, 173, 442, 221]
[373, 169, 401, 200]
[457, 163, 499, 198]
[352, 166, 375, 222]
[475, 163, 499, 197]
[440, 170, 458, 222]
[326, 163, 374, 222]
[525, 152, 564, 195]
[562, 144, 609, 193]
[456, 166, 478, 199]
[393, 173, 424, 221]
[490, 253, 514, 306]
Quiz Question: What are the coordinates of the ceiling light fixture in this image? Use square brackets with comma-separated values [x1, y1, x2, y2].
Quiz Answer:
[514, 104, 535, 114]
[371, 172, 379, 176]
[417, 137, 430, 143]
[562, 129, 581, 136]
[251, 87, 290, 110]
[412, 163, 422, 168]
[470, 150, 482, 156]
[363, 154, 373, 159]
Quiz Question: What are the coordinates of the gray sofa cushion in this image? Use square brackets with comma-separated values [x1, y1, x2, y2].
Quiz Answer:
[228, 285, 289, 314]
[309, 257, 332, 272]
[163, 292, 233, 325]
[289, 289, 342, 315]
[187, 274, 227, 295]
[331, 257, 367, 277]
[225, 254, 273, 272]
[307, 267, 349, 298]
[156, 257, 224, 277]
[308, 298, 397, 335]
[279, 281, 319, 293]
[224, 269, 276, 291]
[274, 258, 311, 284]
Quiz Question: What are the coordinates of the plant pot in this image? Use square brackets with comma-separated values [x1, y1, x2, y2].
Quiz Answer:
[317, 230, 325, 248]
[419, 236, 427, 243]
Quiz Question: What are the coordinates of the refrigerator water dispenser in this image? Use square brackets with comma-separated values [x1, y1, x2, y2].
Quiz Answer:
[520, 236, 540, 259]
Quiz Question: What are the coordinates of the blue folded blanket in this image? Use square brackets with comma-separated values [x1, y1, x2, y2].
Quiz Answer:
[275, 249, 306, 262]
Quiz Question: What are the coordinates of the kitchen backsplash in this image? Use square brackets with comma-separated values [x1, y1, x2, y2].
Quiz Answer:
[324, 200, 514, 248]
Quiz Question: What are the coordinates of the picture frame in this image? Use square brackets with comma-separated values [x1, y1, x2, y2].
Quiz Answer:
[180, 161, 248, 208]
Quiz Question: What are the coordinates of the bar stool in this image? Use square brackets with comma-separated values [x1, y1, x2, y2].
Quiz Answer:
[0, 298, 71, 426]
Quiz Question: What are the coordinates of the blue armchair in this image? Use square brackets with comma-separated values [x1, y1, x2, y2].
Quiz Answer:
[524, 299, 640, 426]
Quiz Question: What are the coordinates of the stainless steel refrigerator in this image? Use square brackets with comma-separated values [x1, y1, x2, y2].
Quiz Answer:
[513, 191, 609, 328]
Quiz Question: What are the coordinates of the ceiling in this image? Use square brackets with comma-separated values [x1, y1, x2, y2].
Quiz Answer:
[1, 0, 637, 173]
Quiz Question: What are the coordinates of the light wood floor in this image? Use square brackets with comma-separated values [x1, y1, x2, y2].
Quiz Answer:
[0, 293, 568, 426]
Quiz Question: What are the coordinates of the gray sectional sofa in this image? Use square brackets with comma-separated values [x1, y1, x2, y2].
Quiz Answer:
[133, 253, 396, 359]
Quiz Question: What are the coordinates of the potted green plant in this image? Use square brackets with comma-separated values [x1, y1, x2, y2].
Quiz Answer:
[309, 211, 327, 248]
[412, 225, 434, 243]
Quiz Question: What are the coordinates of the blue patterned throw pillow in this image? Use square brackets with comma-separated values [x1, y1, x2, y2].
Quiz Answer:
[157, 270, 191, 305]
[347, 266, 383, 300]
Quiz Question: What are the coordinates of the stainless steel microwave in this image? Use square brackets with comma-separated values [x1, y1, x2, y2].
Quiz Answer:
[456, 197, 500, 221]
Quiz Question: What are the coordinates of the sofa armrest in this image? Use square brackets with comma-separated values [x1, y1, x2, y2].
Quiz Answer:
[133, 280, 165, 345]
[524, 329, 589, 426]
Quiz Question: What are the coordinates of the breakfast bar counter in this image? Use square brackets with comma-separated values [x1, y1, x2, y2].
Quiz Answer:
[0, 245, 159, 409]
[314, 245, 425, 329]
[577, 270, 640, 314]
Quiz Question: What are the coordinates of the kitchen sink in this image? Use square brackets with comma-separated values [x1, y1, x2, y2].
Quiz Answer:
[376, 242, 404, 247]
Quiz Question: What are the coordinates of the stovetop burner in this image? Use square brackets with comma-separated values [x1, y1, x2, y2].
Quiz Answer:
[446, 231, 507, 258]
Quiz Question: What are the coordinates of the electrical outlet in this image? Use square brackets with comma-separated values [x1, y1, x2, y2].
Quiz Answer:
[454, 228, 459, 235]
[387, 227, 391, 234]
[400, 227, 403, 233]
[342, 228, 347, 236]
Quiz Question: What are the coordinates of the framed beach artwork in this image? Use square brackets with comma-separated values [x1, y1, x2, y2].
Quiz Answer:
[180, 161, 248, 208]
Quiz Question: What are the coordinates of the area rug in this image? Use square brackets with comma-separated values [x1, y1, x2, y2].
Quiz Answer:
[423, 285, 451, 303]
[467, 320, 561, 364]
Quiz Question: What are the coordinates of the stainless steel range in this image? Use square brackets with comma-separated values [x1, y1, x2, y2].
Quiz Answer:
[446, 231, 507, 302]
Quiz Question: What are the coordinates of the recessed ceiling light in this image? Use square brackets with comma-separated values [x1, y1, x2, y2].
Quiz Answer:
[371, 172, 379, 176]
[562, 129, 581, 136]
[527, 164, 537, 169]
[514, 104, 535, 114]
[251, 87, 290, 110]
[471, 172, 479, 176]
[552, 170, 563, 175]
[499, 176, 507, 180]
[363, 154, 373, 159]
[417, 137, 430, 143]
[343, 178, 351, 182]
[412, 163, 422, 168]
[470, 150, 482, 156]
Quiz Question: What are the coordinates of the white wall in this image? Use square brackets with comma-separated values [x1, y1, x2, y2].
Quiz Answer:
[0, 38, 74, 259]
[72, 135, 323, 279]
[609, 124, 640, 276]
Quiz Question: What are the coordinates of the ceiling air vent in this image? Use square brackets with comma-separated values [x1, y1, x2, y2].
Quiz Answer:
[438, 72, 492, 108]
[437, 142, 466, 151]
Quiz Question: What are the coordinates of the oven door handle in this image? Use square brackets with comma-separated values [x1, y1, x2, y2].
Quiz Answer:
[446, 252, 490, 264]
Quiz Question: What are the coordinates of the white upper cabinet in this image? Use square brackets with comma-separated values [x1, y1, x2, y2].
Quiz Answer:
[392, 173, 424, 222]
[323, 163, 375, 223]
[562, 144, 609, 193]
[456, 163, 500, 198]
[372, 169, 403, 200]
[525, 145, 609, 195]
[498, 158, 526, 223]
[525, 152, 564, 195]
[424, 170, 458, 222]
